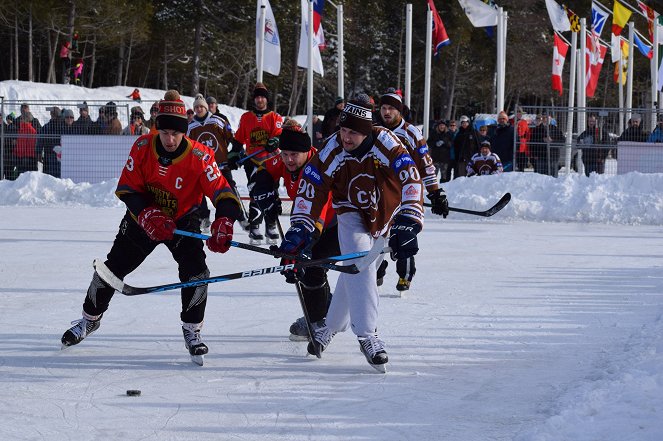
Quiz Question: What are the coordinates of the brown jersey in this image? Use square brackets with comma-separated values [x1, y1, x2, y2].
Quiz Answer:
[386, 118, 439, 193]
[290, 126, 424, 238]
[187, 113, 233, 169]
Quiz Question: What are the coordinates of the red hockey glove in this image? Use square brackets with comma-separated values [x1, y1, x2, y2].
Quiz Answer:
[206, 217, 234, 253]
[138, 207, 176, 242]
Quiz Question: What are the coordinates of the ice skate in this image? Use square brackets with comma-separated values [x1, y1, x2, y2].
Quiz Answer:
[358, 334, 388, 373]
[376, 260, 388, 286]
[183, 322, 208, 366]
[289, 316, 309, 342]
[248, 225, 264, 245]
[307, 320, 334, 359]
[265, 222, 280, 245]
[396, 277, 410, 291]
[61, 313, 102, 349]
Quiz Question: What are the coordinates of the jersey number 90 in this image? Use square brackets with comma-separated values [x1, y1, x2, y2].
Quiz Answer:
[399, 166, 420, 183]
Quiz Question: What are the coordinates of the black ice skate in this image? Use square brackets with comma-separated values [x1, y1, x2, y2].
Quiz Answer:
[182, 323, 208, 366]
[265, 222, 280, 245]
[358, 334, 388, 373]
[396, 277, 410, 291]
[248, 225, 264, 245]
[61, 314, 102, 349]
[289, 316, 309, 342]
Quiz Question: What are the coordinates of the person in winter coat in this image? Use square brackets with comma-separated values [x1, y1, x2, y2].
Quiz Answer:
[127, 88, 142, 102]
[489, 111, 515, 171]
[529, 113, 564, 177]
[577, 115, 610, 175]
[122, 107, 150, 136]
[617, 114, 648, 143]
[36, 107, 65, 178]
[428, 119, 454, 183]
[467, 140, 503, 176]
[72, 102, 93, 134]
[7, 103, 41, 176]
[453, 115, 480, 178]
[321, 97, 344, 138]
[647, 115, 663, 143]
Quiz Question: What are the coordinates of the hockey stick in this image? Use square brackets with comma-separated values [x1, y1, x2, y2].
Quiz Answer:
[93, 241, 389, 296]
[238, 149, 265, 165]
[173, 229, 357, 274]
[425, 192, 511, 217]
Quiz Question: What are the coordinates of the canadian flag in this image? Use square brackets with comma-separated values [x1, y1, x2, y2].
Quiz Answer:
[585, 32, 608, 98]
[552, 33, 569, 96]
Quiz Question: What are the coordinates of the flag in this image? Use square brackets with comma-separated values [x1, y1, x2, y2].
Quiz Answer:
[428, 0, 450, 57]
[315, 23, 326, 51]
[637, 1, 655, 41]
[565, 6, 580, 32]
[256, 0, 281, 76]
[658, 54, 663, 91]
[552, 33, 569, 96]
[633, 33, 653, 58]
[545, 0, 571, 33]
[313, 0, 325, 34]
[586, 34, 608, 97]
[457, 0, 498, 27]
[610, 33, 621, 63]
[591, 1, 609, 37]
[297, 0, 324, 76]
[612, 1, 631, 36]
[613, 38, 629, 85]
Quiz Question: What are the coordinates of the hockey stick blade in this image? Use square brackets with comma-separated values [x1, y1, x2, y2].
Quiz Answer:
[173, 229, 356, 274]
[425, 192, 511, 217]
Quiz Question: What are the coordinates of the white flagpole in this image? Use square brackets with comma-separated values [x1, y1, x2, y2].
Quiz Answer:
[565, 30, 577, 175]
[307, 0, 314, 139]
[652, 13, 659, 127]
[423, 7, 432, 138]
[496, 7, 504, 112]
[405, 3, 412, 108]
[626, 22, 634, 122]
[619, 37, 624, 134]
[337, 3, 344, 99]
[257, 0, 266, 83]
[578, 18, 586, 134]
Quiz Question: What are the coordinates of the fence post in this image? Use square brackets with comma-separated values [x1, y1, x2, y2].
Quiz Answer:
[1, 96, 4, 180]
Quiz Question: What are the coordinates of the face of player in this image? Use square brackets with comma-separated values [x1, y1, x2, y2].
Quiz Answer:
[380, 104, 400, 126]
[254, 96, 267, 111]
[480, 146, 490, 156]
[159, 129, 184, 152]
[339, 127, 367, 152]
[280, 150, 309, 173]
[194, 104, 207, 118]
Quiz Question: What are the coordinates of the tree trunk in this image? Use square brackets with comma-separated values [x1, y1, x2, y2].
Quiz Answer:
[117, 36, 124, 86]
[46, 29, 57, 84]
[14, 15, 19, 80]
[28, 5, 33, 82]
[88, 34, 97, 88]
[124, 29, 134, 86]
[162, 39, 168, 90]
[446, 43, 461, 120]
[191, 0, 202, 95]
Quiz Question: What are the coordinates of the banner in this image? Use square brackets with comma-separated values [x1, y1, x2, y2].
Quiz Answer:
[613, 38, 628, 85]
[545, 0, 571, 33]
[428, 0, 450, 57]
[297, 0, 324, 76]
[256, 0, 281, 76]
[457, 0, 498, 27]
[552, 33, 569, 95]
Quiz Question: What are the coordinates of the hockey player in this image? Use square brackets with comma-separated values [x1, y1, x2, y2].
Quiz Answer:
[187, 94, 248, 231]
[377, 90, 449, 291]
[252, 120, 338, 340]
[278, 94, 425, 372]
[228, 82, 283, 244]
[61, 90, 241, 366]
[466, 140, 503, 176]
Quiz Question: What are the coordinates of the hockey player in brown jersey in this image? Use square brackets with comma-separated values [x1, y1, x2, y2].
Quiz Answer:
[278, 94, 425, 372]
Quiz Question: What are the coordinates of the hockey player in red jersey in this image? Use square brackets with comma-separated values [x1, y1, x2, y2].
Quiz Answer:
[61, 90, 241, 365]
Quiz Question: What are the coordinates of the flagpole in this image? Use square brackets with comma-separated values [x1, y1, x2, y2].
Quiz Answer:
[626, 22, 634, 122]
[423, 7, 432, 138]
[405, 3, 412, 109]
[651, 14, 659, 129]
[307, 0, 314, 139]
[496, 7, 505, 112]
[257, 0, 266, 83]
[565, 30, 577, 175]
[336, 3, 344, 100]
[619, 40, 624, 135]
[578, 19, 586, 135]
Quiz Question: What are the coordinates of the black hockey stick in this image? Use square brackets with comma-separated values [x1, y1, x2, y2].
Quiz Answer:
[425, 192, 511, 217]
[173, 229, 357, 274]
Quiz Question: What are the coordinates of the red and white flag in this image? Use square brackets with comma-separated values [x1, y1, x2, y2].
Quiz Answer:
[552, 33, 569, 96]
[585, 33, 607, 98]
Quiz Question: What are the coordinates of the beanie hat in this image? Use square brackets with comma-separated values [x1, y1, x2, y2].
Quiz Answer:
[339, 93, 374, 136]
[279, 125, 312, 153]
[334, 96, 344, 106]
[62, 108, 74, 118]
[156, 90, 188, 133]
[481, 140, 491, 147]
[206, 96, 217, 105]
[193, 93, 208, 111]
[380, 92, 403, 113]
[253, 82, 269, 99]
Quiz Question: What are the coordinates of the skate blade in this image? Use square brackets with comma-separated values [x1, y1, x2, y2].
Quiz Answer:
[266, 237, 279, 245]
[190, 354, 204, 366]
[369, 362, 387, 373]
[249, 238, 263, 245]
[289, 334, 309, 342]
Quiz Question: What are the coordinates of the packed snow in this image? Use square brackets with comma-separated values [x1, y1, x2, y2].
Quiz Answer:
[0, 81, 662, 440]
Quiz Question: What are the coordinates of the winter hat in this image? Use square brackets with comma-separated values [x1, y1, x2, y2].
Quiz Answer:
[62, 108, 75, 118]
[481, 140, 491, 147]
[279, 123, 312, 153]
[334, 96, 344, 106]
[206, 96, 217, 105]
[339, 93, 374, 136]
[156, 90, 188, 133]
[253, 82, 269, 99]
[380, 92, 403, 113]
[130, 106, 144, 117]
[193, 93, 208, 111]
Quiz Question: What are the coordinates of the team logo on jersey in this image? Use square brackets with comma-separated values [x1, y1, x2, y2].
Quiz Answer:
[202, 153, 211, 162]
[303, 164, 323, 185]
[292, 197, 312, 215]
[348, 174, 380, 222]
[417, 144, 429, 155]
[136, 138, 148, 147]
[195, 131, 220, 152]
[392, 153, 415, 171]
[402, 183, 422, 202]
[192, 148, 205, 158]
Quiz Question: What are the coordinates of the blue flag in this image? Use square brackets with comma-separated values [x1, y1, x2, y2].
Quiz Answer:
[591, 1, 609, 37]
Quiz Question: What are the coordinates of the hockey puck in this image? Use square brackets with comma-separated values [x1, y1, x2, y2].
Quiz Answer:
[126, 389, 141, 397]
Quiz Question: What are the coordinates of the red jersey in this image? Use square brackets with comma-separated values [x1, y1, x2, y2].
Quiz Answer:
[234, 110, 283, 174]
[115, 134, 239, 221]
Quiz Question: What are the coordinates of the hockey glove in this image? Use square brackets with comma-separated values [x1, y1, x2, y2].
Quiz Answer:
[226, 150, 243, 170]
[278, 223, 314, 283]
[388, 215, 422, 260]
[427, 189, 449, 218]
[206, 217, 234, 253]
[138, 207, 176, 242]
[265, 137, 280, 153]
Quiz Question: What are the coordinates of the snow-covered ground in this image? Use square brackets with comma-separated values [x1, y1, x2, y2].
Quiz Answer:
[1, 81, 662, 440]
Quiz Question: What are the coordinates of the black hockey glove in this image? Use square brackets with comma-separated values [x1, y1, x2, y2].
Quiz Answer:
[427, 189, 449, 218]
[227, 150, 243, 170]
[278, 223, 314, 283]
[388, 215, 422, 260]
[265, 136, 280, 153]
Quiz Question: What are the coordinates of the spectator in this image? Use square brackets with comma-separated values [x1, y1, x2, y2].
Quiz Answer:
[577, 115, 610, 175]
[2, 113, 16, 179]
[453, 115, 480, 178]
[490, 111, 515, 171]
[467, 140, 503, 176]
[187, 109, 194, 123]
[122, 106, 149, 136]
[72, 102, 93, 134]
[59, 41, 71, 84]
[618, 114, 648, 142]
[72, 58, 83, 85]
[36, 107, 65, 177]
[428, 119, 454, 183]
[7, 103, 41, 176]
[515, 108, 530, 171]
[311, 114, 324, 149]
[103, 101, 123, 135]
[477, 125, 489, 143]
[321, 96, 344, 138]
[529, 113, 564, 177]
[147, 103, 159, 133]
[647, 115, 663, 143]
[127, 88, 141, 102]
